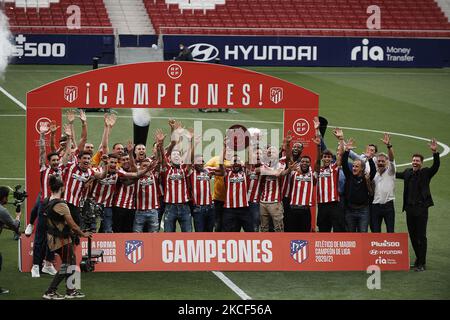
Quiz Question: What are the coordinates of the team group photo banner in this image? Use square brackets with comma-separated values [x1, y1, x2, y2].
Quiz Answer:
[19, 233, 409, 272]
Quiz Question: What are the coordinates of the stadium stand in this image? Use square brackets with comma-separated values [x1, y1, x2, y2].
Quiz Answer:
[3, 0, 450, 37]
[3, 0, 113, 34]
[144, 0, 450, 37]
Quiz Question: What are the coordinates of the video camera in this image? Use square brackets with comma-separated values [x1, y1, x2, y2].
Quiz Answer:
[80, 197, 103, 232]
[12, 185, 27, 206]
[79, 197, 104, 272]
[10, 185, 27, 240]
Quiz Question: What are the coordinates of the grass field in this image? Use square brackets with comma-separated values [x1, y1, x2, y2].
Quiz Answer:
[0, 65, 449, 300]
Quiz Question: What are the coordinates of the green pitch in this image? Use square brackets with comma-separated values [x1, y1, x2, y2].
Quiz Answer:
[0, 65, 449, 300]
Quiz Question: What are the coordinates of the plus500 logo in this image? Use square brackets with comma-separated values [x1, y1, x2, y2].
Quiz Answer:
[12, 35, 66, 58]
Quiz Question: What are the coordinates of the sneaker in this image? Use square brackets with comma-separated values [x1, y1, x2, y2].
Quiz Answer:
[25, 224, 34, 236]
[414, 265, 426, 272]
[43, 291, 65, 300]
[31, 264, 40, 278]
[65, 289, 86, 299]
[42, 263, 57, 276]
[0, 288, 9, 294]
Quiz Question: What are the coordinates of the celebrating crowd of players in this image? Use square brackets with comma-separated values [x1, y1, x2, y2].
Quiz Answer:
[26, 110, 440, 277]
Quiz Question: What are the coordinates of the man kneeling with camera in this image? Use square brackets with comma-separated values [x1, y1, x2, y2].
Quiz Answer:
[42, 175, 92, 300]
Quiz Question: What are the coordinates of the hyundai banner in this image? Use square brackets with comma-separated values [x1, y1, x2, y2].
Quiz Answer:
[163, 35, 450, 67]
[10, 34, 115, 65]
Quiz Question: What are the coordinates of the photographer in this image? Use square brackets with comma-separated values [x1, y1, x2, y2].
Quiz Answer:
[0, 186, 22, 295]
[174, 43, 193, 61]
[42, 175, 92, 300]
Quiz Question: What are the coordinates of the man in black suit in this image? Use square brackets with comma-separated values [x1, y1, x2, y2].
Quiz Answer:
[396, 138, 440, 272]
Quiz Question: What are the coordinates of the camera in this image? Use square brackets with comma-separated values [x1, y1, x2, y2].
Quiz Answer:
[12, 185, 27, 206]
[80, 197, 103, 232]
[79, 197, 104, 272]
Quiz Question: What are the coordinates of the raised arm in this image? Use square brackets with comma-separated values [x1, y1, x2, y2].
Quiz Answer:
[99, 113, 111, 155]
[312, 134, 322, 173]
[126, 141, 138, 172]
[49, 120, 59, 153]
[66, 110, 76, 151]
[380, 133, 394, 162]
[61, 124, 72, 166]
[283, 130, 293, 164]
[428, 138, 440, 178]
[38, 122, 49, 169]
[165, 120, 182, 157]
[77, 109, 88, 152]
[341, 138, 356, 178]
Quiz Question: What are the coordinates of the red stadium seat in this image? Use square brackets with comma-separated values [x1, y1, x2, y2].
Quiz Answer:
[6, 0, 449, 37]
[6, 0, 112, 34]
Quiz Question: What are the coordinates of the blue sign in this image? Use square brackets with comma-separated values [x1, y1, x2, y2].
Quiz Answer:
[119, 35, 158, 47]
[163, 35, 450, 67]
[11, 34, 115, 65]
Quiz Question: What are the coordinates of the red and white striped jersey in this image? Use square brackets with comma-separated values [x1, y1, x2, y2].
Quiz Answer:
[40, 165, 62, 200]
[114, 169, 137, 209]
[90, 169, 118, 207]
[224, 169, 248, 208]
[260, 163, 284, 203]
[136, 172, 160, 210]
[318, 163, 340, 204]
[62, 163, 94, 207]
[164, 165, 190, 204]
[246, 167, 261, 203]
[189, 168, 213, 206]
[290, 168, 314, 207]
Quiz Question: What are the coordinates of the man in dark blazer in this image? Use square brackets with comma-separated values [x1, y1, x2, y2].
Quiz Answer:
[396, 138, 440, 272]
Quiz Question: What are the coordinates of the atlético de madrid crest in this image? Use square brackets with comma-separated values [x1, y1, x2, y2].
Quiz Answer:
[125, 240, 144, 264]
[290, 240, 309, 264]
[64, 86, 78, 103]
[270, 87, 283, 104]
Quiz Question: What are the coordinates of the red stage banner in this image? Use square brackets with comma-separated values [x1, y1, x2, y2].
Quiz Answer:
[19, 233, 409, 272]
[26, 61, 319, 224]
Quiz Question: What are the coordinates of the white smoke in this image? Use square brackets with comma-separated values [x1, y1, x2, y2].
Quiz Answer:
[0, 9, 14, 77]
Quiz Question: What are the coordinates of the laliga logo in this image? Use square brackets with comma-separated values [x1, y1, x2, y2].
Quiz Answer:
[189, 43, 219, 62]
[351, 39, 384, 61]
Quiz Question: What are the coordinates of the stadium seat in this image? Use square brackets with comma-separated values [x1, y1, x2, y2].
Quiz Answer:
[6, 0, 450, 37]
[143, 0, 450, 37]
[6, 0, 113, 34]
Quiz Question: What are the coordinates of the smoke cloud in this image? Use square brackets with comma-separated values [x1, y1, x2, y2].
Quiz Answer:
[0, 9, 14, 77]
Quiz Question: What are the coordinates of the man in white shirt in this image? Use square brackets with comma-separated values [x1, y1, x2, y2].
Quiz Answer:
[371, 133, 396, 232]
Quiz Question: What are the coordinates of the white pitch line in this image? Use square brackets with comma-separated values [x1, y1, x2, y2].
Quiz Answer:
[0, 178, 25, 181]
[0, 86, 26, 111]
[332, 125, 450, 167]
[212, 271, 252, 300]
